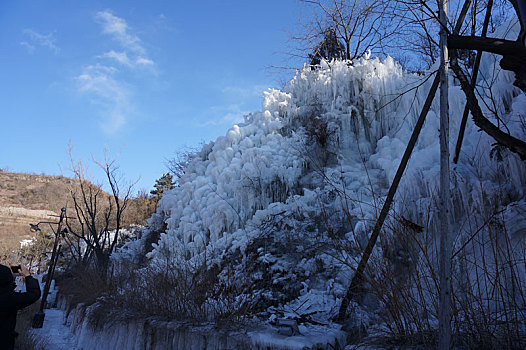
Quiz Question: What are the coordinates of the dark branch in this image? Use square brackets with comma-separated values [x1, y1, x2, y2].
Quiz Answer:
[448, 35, 526, 57]
[450, 55, 526, 160]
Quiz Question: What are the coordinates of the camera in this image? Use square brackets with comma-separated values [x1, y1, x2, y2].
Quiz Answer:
[10, 265, 21, 273]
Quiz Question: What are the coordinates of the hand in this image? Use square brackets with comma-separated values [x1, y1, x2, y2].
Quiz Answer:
[19, 264, 31, 277]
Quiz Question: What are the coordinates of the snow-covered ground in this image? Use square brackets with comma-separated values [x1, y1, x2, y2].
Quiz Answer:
[30, 299, 346, 349]
[30, 308, 78, 350]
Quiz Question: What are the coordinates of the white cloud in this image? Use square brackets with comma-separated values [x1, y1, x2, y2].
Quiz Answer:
[136, 57, 154, 66]
[21, 29, 59, 54]
[20, 41, 36, 54]
[74, 10, 157, 133]
[76, 64, 131, 133]
[220, 111, 246, 124]
[94, 11, 155, 68]
[95, 10, 144, 54]
[99, 50, 133, 66]
[99, 51, 155, 68]
[193, 84, 267, 128]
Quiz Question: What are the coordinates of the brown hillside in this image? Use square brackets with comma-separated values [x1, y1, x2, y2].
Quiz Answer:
[0, 171, 79, 248]
[0, 171, 155, 250]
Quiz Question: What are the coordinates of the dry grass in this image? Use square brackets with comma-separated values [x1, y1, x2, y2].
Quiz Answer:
[312, 148, 526, 348]
[0, 171, 85, 246]
[55, 265, 111, 313]
[0, 240, 21, 262]
[0, 171, 76, 211]
[109, 261, 250, 323]
[362, 199, 526, 349]
[54, 256, 258, 331]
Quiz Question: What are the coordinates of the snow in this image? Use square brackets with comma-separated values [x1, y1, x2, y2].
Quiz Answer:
[249, 324, 345, 350]
[111, 33, 524, 332]
[20, 238, 36, 248]
[30, 308, 78, 350]
[31, 295, 346, 350]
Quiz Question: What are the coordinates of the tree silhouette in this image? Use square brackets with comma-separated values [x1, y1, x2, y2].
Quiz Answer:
[150, 173, 175, 200]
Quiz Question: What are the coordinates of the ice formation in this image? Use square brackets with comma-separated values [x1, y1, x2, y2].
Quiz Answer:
[113, 19, 526, 342]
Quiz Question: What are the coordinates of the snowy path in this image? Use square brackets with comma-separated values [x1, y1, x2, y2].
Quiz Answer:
[30, 308, 78, 350]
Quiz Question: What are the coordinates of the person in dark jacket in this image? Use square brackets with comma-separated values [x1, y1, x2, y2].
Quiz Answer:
[0, 264, 41, 350]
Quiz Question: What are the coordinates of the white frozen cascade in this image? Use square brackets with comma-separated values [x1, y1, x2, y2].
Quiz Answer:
[114, 19, 526, 334]
[148, 58, 525, 256]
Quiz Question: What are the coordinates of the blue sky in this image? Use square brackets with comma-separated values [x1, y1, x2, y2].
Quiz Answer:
[0, 0, 303, 193]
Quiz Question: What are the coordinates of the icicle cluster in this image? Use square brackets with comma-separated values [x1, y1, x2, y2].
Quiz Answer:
[143, 50, 525, 270]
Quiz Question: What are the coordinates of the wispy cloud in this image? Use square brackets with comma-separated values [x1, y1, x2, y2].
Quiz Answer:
[194, 84, 268, 128]
[95, 10, 155, 69]
[20, 41, 35, 54]
[99, 50, 154, 68]
[76, 64, 131, 134]
[76, 10, 158, 133]
[135, 57, 154, 66]
[99, 50, 133, 66]
[95, 10, 144, 54]
[20, 29, 59, 54]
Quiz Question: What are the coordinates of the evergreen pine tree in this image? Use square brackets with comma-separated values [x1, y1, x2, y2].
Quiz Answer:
[150, 173, 175, 200]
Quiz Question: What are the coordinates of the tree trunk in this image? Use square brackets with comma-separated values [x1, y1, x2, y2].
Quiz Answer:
[438, 0, 452, 348]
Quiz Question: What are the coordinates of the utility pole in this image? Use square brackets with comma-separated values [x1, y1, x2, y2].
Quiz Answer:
[438, 0, 452, 348]
[32, 207, 66, 328]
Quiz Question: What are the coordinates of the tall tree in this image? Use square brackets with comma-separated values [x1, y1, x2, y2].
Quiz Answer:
[65, 149, 133, 271]
[296, 0, 401, 62]
[150, 173, 175, 200]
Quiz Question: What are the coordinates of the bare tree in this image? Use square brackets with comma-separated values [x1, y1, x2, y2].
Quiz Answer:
[448, 0, 526, 92]
[295, 0, 403, 62]
[165, 145, 202, 183]
[446, 0, 526, 160]
[64, 148, 133, 271]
